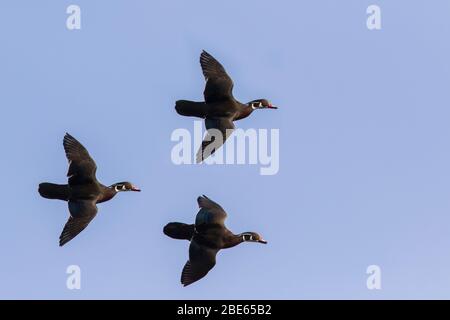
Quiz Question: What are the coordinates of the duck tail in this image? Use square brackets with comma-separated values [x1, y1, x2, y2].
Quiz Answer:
[163, 222, 195, 240]
[38, 183, 69, 201]
[175, 100, 207, 118]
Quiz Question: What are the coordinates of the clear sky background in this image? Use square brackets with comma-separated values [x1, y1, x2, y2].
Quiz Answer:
[1, 0, 450, 299]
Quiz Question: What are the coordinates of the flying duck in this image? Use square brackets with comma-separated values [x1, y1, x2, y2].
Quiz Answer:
[175, 50, 277, 162]
[164, 195, 267, 286]
[38, 133, 140, 246]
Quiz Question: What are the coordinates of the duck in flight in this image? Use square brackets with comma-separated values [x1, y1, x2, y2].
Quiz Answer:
[38, 133, 141, 246]
[164, 195, 267, 286]
[175, 50, 277, 163]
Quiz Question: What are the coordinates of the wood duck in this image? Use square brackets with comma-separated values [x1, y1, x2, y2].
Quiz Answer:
[38, 133, 140, 246]
[175, 50, 277, 163]
[164, 195, 267, 286]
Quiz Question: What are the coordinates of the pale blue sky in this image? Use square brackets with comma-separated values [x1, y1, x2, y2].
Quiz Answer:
[1, 0, 450, 299]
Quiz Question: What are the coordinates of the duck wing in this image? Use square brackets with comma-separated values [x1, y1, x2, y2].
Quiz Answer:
[63, 133, 98, 186]
[181, 240, 218, 286]
[59, 199, 98, 246]
[195, 195, 228, 230]
[196, 117, 235, 163]
[200, 50, 234, 103]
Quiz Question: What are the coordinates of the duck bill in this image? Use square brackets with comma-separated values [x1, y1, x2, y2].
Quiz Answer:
[258, 239, 268, 244]
[267, 105, 278, 109]
[131, 185, 141, 192]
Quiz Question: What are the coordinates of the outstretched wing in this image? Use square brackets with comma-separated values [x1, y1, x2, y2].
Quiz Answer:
[181, 240, 218, 286]
[59, 200, 98, 246]
[63, 133, 97, 186]
[196, 117, 235, 163]
[200, 51, 234, 103]
[195, 195, 228, 228]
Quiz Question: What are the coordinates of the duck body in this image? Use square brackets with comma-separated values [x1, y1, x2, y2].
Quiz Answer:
[192, 227, 242, 250]
[38, 133, 140, 246]
[164, 195, 266, 287]
[39, 182, 116, 203]
[175, 99, 252, 122]
[175, 51, 277, 162]
[164, 222, 242, 250]
[68, 183, 118, 204]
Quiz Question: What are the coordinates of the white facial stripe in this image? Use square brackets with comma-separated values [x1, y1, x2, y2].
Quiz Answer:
[242, 233, 254, 241]
[114, 184, 127, 192]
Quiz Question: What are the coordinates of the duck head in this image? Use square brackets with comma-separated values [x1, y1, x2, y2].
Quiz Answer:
[248, 99, 277, 110]
[111, 182, 141, 193]
[241, 232, 267, 244]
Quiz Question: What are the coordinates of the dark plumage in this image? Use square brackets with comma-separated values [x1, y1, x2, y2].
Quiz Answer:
[164, 195, 267, 287]
[38, 133, 141, 246]
[175, 50, 277, 162]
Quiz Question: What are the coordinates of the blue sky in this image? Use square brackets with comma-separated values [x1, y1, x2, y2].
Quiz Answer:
[1, 0, 450, 299]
